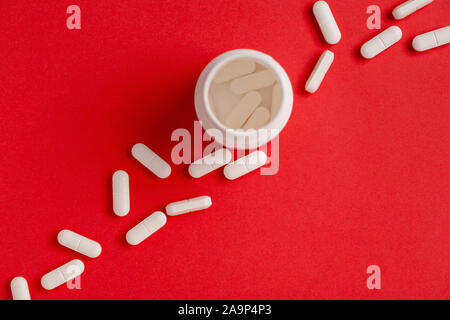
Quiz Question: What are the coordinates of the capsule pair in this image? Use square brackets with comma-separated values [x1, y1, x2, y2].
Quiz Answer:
[361, 25, 449, 58]
[189, 149, 267, 180]
[112, 143, 172, 217]
[126, 196, 212, 245]
[37, 230, 101, 290]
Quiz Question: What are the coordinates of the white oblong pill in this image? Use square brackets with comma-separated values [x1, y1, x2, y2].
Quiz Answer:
[126, 211, 167, 245]
[305, 50, 334, 94]
[392, 0, 433, 20]
[223, 150, 267, 180]
[230, 70, 277, 94]
[224, 91, 262, 129]
[412, 26, 450, 52]
[242, 107, 270, 130]
[41, 259, 85, 290]
[313, 1, 341, 45]
[131, 143, 171, 179]
[57, 229, 102, 258]
[271, 83, 282, 120]
[166, 196, 212, 216]
[10, 277, 31, 300]
[188, 148, 232, 178]
[213, 60, 256, 83]
[361, 26, 402, 59]
[112, 170, 130, 216]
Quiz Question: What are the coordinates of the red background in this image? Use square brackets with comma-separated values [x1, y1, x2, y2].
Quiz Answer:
[0, 0, 449, 300]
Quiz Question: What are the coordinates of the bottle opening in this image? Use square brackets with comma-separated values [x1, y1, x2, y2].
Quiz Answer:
[208, 58, 281, 131]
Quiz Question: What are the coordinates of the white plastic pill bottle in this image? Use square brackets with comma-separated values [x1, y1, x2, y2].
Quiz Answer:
[194, 49, 293, 150]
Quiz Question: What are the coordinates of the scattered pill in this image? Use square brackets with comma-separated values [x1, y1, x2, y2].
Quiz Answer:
[132, 143, 171, 178]
[224, 150, 267, 180]
[224, 91, 262, 129]
[213, 60, 256, 83]
[57, 230, 102, 258]
[412, 26, 450, 52]
[305, 50, 334, 94]
[112, 170, 130, 216]
[392, 0, 433, 20]
[10, 277, 31, 300]
[189, 148, 232, 178]
[360, 26, 402, 59]
[242, 107, 270, 130]
[230, 70, 276, 94]
[126, 211, 167, 245]
[313, 1, 341, 45]
[166, 196, 212, 216]
[271, 83, 282, 120]
[41, 259, 85, 290]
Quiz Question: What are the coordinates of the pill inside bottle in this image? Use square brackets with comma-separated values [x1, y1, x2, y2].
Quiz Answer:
[209, 59, 281, 131]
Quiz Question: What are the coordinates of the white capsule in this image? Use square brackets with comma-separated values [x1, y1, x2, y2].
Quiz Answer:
[112, 170, 130, 216]
[313, 1, 341, 45]
[10, 277, 31, 300]
[242, 107, 270, 130]
[132, 143, 171, 178]
[166, 196, 212, 216]
[271, 83, 282, 120]
[224, 91, 262, 129]
[305, 50, 334, 94]
[230, 70, 277, 94]
[224, 150, 267, 180]
[189, 149, 232, 178]
[126, 211, 167, 245]
[213, 60, 256, 83]
[412, 26, 450, 52]
[361, 26, 402, 59]
[57, 229, 102, 258]
[41, 259, 85, 290]
[392, 0, 433, 20]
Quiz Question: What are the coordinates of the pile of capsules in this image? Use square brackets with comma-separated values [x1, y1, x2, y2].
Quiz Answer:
[10, 140, 267, 299]
[305, 0, 449, 94]
[9, 0, 449, 300]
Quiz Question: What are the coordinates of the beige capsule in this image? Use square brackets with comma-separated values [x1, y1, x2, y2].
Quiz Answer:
[230, 70, 277, 94]
[224, 91, 262, 129]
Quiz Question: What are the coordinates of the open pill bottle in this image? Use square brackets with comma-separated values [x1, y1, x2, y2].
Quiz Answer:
[194, 49, 293, 150]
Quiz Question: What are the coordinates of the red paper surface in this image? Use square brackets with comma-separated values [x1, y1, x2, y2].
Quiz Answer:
[0, 0, 449, 300]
